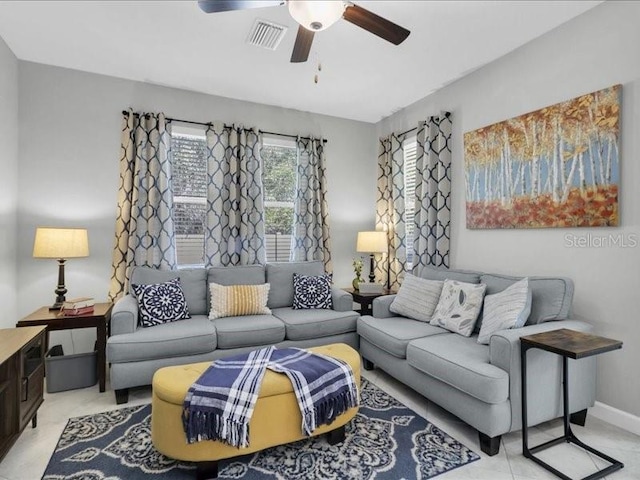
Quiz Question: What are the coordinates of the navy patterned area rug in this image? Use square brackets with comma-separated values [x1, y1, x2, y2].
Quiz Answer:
[42, 380, 479, 480]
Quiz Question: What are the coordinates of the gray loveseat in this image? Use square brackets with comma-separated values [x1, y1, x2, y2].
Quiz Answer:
[358, 266, 596, 456]
[107, 261, 359, 404]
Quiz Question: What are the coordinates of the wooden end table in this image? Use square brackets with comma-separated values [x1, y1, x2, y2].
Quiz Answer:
[344, 288, 393, 316]
[0, 326, 46, 461]
[16, 303, 113, 393]
[520, 328, 624, 480]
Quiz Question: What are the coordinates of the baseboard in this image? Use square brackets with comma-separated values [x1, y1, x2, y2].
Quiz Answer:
[589, 401, 640, 436]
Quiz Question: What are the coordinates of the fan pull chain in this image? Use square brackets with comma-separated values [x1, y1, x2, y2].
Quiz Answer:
[314, 61, 322, 84]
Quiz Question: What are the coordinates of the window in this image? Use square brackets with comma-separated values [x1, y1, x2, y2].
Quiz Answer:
[171, 125, 207, 266]
[170, 129, 298, 266]
[403, 137, 417, 269]
[261, 136, 297, 262]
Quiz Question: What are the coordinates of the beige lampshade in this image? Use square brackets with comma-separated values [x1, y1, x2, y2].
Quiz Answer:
[33, 227, 89, 259]
[356, 231, 387, 253]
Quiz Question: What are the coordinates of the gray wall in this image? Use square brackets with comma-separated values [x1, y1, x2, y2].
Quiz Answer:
[378, 1, 640, 416]
[17, 62, 377, 352]
[0, 35, 18, 328]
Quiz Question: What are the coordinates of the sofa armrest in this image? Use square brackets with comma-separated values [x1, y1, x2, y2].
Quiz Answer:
[372, 294, 397, 318]
[331, 287, 353, 312]
[490, 319, 596, 431]
[110, 294, 139, 336]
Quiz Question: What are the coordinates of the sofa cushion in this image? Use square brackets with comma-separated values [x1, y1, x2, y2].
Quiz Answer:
[478, 278, 532, 344]
[430, 280, 486, 337]
[266, 261, 325, 308]
[272, 307, 358, 341]
[357, 316, 448, 359]
[107, 315, 216, 364]
[132, 278, 191, 327]
[390, 273, 443, 322]
[130, 266, 208, 315]
[209, 283, 271, 320]
[292, 273, 333, 309]
[208, 264, 266, 286]
[480, 273, 573, 325]
[417, 265, 482, 284]
[213, 314, 285, 349]
[407, 334, 508, 404]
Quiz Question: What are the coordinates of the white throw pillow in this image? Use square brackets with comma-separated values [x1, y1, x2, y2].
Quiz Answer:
[390, 273, 443, 322]
[430, 279, 486, 336]
[477, 278, 532, 345]
[209, 283, 271, 320]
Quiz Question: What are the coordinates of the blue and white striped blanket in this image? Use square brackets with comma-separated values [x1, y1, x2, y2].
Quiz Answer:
[182, 346, 359, 448]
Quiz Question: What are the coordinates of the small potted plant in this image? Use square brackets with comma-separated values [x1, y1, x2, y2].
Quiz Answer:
[352, 258, 364, 290]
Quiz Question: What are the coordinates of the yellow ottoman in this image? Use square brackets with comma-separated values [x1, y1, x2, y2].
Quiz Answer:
[151, 343, 360, 479]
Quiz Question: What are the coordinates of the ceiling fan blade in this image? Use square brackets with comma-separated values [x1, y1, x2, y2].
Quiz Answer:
[290, 26, 315, 63]
[343, 4, 410, 45]
[198, 0, 283, 14]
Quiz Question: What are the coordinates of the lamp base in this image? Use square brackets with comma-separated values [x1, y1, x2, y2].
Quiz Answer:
[50, 259, 67, 311]
[368, 254, 376, 284]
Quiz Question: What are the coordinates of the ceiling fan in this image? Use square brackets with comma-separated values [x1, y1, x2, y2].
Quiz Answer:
[198, 0, 410, 63]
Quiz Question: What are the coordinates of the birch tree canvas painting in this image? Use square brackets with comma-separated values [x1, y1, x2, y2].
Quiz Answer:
[464, 85, 621, 229]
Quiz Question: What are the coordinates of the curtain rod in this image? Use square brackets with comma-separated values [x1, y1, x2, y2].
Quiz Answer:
[121, 111, 327, 144]
[397, 112, 452, 138]
[122, 110, 218, 128]
[399, 126, 418, 137]
[258, 130, 328, 144]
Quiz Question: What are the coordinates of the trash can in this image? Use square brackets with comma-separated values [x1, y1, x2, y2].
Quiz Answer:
[45, 344, 98, 393]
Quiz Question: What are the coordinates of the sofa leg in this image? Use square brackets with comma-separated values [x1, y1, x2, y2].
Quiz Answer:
[196, 460, 219, 480]
[362, 358, 375, 371]
[115, 388, 129, 405]
[327, 425, 346, 446]
[479, 432, 501, 456]
[570, 408, 588, 427]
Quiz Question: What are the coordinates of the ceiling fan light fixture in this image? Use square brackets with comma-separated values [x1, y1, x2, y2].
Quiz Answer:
[288, 0, 346, 32]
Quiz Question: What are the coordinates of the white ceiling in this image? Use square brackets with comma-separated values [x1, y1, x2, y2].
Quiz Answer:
[0, 1, 602, 123]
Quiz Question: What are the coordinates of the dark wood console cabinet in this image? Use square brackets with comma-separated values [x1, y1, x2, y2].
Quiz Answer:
[0, 326, 46, 461]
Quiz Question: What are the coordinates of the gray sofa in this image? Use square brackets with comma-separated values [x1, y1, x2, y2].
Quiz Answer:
[107, 261, 359, 404]
[358, 266, 596, 456]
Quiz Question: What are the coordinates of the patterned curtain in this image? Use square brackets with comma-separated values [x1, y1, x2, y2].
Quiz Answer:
[108, 111, 177, 301]
[290, 137, 333, 273]
[374, 133, 407, 291]
[204, 123, 266, 266]
[413, 112, 452, 271]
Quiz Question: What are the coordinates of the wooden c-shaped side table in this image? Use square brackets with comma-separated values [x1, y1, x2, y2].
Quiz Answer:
[520, 328, 623, 480]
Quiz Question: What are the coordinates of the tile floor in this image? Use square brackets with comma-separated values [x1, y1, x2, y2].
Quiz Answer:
[1, 368, 638, 480]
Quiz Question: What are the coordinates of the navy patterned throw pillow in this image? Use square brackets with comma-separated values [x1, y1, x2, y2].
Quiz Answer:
[292, 273, 333, 310]
[132, 277, 191, 327]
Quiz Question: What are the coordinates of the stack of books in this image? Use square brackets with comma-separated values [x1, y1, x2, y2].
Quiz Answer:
[358, 283, 384, 294]
[61, 297, 95, 316]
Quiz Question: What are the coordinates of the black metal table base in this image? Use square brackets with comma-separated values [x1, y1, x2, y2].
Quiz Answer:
[521, 349, 624, 480]
[524, 428, 624, 480]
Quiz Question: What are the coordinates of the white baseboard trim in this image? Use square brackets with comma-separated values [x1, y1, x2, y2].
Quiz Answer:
[589, 401, 640, 436]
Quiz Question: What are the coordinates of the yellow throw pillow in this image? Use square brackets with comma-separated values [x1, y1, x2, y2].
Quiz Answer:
[209, 283, 271, 320]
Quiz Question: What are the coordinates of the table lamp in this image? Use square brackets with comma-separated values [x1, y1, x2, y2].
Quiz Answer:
[356, 231, 387, 284]
[33, 227, 89, 310]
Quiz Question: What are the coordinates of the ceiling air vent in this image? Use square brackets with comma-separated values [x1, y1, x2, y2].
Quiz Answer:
[246, 19, 288, 50]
